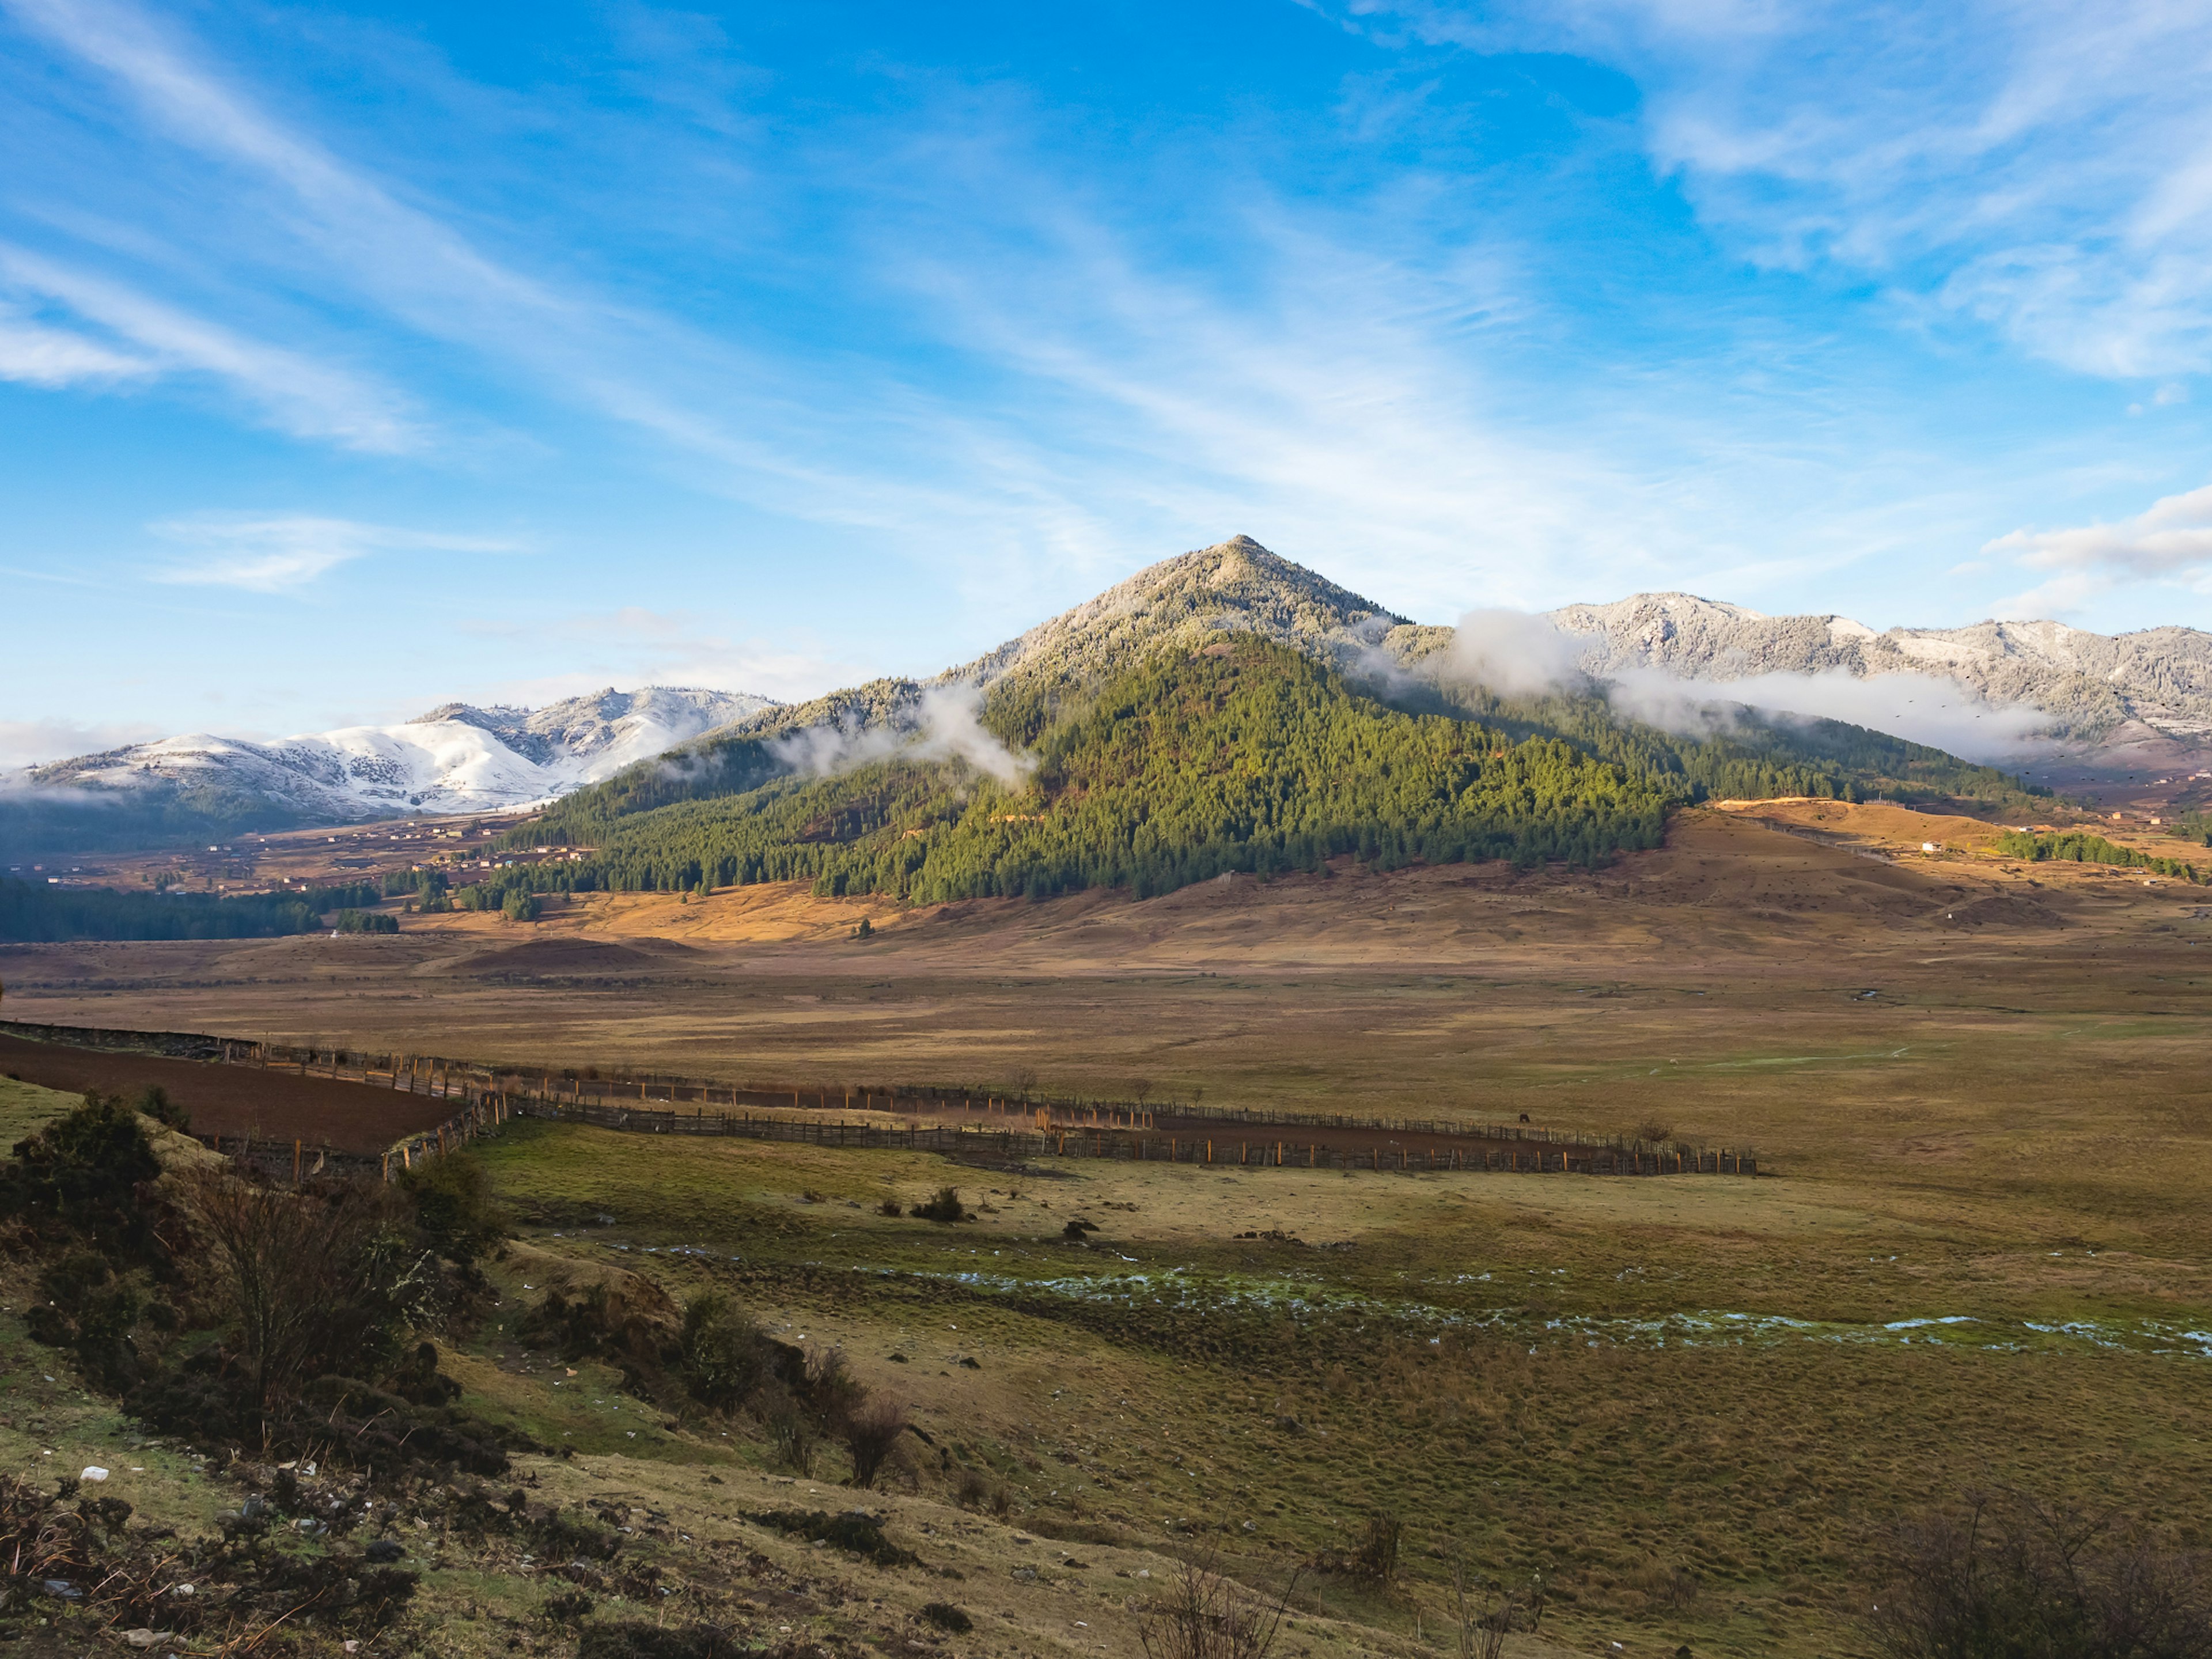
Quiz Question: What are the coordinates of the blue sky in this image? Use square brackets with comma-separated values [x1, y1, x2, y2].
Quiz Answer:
[4, 0, 2211, 762]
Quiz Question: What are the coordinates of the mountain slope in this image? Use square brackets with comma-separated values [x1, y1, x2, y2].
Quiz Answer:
[1548, 593, 2212, 743]
[528, 639, 1676, 902]
[506, 605, 2035, 908]
[3, 687, 775, 853]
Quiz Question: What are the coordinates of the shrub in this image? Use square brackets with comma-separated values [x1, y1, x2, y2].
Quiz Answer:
[134, 1085, 190, 1132]
[396, 1151, 508, 1269]
[759, 1380, 818, 1475]
[502, 890, 542, 922]
[839, 1396, 911, 1489]
[1870, 1490, 2212, 1658]
[914, 1185, 968, 1223]
[676, 1291, 774, 1411]
[1310, 1513, 1403, 1586]
[877, 1196, 903, 1217]
[1450, 1563, 1548, 1659]
[515, 1278, 673, 1368]
[540, 1588, 594, 1625]
[921, 1603, 972, 1633]
[1, 1091, 163, 1257]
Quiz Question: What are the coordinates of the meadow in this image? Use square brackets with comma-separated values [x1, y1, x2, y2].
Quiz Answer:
[4, 803, 2210, 1656]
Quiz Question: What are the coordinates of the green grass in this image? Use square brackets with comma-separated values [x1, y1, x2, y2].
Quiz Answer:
[460, 1118, 2212, 1658]
[0, 1072, 79, 1147]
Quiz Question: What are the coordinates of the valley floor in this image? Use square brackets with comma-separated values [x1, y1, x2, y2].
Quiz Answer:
[4, 804, 2210, 1657]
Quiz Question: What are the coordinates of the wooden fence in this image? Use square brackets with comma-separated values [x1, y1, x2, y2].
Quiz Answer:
[2, 1021, 1756, 1179]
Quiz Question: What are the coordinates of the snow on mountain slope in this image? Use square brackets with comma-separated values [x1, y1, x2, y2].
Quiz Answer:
[26, 687, 777, 822]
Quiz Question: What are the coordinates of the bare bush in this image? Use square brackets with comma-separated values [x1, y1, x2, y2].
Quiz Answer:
[1138, 1548, 1299, 1659]
[759, 1381, 817, 1475]
[1872, 1489, 2212, 1659]
[1450, 1563, 1547, 1659]
[180, 1169, 423, 1409]
[840, 1397, 911, 1489]
[1633, 1119, 1673, 1146]
[1312, 1513, 1403, 1588]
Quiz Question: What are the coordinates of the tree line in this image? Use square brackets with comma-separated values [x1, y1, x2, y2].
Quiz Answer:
[0, 878, 386, 942]
[1993, 830, 2204, 882]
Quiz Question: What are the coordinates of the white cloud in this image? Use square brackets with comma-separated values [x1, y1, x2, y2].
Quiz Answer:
[0, 716, 162, 771]
[0, 246, 416, 449]
[770, 685, 1033, 788]
[1423, 605, 2048, 759]
[1443, 608, 1593, 697]
[1984, 483, 2212, 613]
[149, 515, 521, 592]
[1608, 665, 2051, 762]
[1336, 0, 2212, 378]
[0, 305, 151, 385]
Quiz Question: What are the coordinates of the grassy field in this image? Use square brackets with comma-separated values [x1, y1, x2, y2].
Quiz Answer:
[5, 804, 2210, 1656]
[424, 1110, 2212, 1658]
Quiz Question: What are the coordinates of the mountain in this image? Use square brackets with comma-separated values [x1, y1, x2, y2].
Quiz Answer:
[3, 687, 776, 853]
[950, 534, 1429, 692]
[510, 540, 2038, 906]
[687, 535, 1434, 750]
[1547, 593, 2212, 746]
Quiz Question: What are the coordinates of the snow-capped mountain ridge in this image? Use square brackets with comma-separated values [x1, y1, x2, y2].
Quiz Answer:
[28, 685, 777, 823]
[1546, 593, 2212, 741]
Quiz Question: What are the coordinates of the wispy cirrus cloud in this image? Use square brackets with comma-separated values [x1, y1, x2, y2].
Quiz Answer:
[0, 301, 151, 385]
[0, 246, 416, 448]
[1987, 483, 2212, 615]
[149, 515, 522, 593]
[1331, 0, 2212, 380]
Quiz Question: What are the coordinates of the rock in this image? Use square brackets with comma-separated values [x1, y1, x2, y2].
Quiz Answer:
[365, 1539, 405, 1563]
[81, 1466, 110, 1483]
[121, 1630, 173, 1648]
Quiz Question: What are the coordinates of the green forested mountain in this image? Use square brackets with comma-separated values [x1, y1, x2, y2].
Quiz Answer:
[495, 631, 2039, 906]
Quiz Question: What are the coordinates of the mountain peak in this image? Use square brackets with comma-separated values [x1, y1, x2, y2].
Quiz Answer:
[952, 536, 1410, 694]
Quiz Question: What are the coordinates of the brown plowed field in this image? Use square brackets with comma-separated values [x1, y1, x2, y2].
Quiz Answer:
[0, 1033, 455, 1152]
